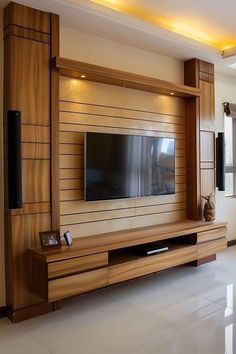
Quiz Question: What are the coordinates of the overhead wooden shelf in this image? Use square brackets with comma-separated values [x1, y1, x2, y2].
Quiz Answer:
[54, 57, 201, 98]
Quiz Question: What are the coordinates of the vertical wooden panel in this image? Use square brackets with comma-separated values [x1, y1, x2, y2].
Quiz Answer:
[3, 2, 57, 312]
[199, 80, 215, 131]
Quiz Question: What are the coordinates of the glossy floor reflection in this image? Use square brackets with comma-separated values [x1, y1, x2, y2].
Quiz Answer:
[1, 246, 236, 354]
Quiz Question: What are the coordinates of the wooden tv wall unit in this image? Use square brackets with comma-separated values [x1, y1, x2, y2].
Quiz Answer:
[3, 2, 226, 322]
[30, 221, 227, 302]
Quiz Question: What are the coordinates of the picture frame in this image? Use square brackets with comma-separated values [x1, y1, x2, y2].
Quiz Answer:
[39, 230, 61, 250]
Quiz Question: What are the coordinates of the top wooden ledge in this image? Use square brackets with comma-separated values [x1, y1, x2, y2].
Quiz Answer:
[30, 220, 227, 263]
[54, 57, 201, 98]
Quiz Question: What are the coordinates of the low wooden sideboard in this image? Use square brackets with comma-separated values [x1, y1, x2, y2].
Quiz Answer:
[29, 220, 227, 302]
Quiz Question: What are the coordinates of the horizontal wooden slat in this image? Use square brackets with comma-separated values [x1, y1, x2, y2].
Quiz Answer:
[61, 202, 186, 225]
[60, 112, 185, 134]
[109, 245, 197, 285]
[197, 238, 227, 259]
[60, 144, 84, 155]
[60, 101, 185, 124]
[197, 227, 227, 244]
[60, 131, 84, 144]
[10, 202, 50, 215]
[60, 192, 186, 215]
[60, 123, 185, 140]
[48, 268, 108, 301]
[60, 179, 83, 190]
[60, 210, 187, 238]
[60, 168, 83, 179]
[48, 252, 108, 279]
[60, 155, 84, 169]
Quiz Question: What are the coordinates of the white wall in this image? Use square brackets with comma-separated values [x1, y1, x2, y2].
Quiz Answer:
[215, 72, 236, 240]
[60, 27, 184, 84]
[0, 7, 5, 307]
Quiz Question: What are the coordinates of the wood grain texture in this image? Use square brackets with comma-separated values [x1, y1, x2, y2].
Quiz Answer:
[50, 13, 60, 230]
[31, 220, 227, 262]
[4, 2, 50, 33]
[59, 78, 187, 237]
[197, 238, 227, 258]
[3, 2, 53, 314]
[199, 80, 215, 132]
[48, 268, 108, 301]
[109, 245, 197, 285]
[197, 227, 227, 244]
[55, 57, 201, 98]
[48, 252, 108, 279]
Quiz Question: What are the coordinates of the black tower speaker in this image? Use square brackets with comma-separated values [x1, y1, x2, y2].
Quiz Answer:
[7, 110, 22, 209]
[216, 132, 225, 191]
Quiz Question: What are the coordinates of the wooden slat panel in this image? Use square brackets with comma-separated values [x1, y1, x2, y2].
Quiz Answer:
[5, 25, 50, 44]
[60, 179, 83, 190]
[199, 80, 214, 131]
[197, 227, 227, 244]
[60, 192, 187, 215]
[60, 144, 83, 155]
[10, 202, 51, 215]
[197, 238, 227, 258]
[60, 101, 185, 125]
[48, 268, 108, 301]
[48, 252, 108, 279]
[60, 123, 185, 140]
[109, 245, 197, 285]
[60, 168, 83, 179]
[59, 78, 187, 238]
[61, 202, 186, 225]
[60, 112, 185, 134]
[60, 210, 187, 238]
[22, 160, 50, 203]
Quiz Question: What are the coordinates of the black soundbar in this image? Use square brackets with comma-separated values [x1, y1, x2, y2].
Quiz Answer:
[216, 132, 225, 192]
[7, 110, 22, 209]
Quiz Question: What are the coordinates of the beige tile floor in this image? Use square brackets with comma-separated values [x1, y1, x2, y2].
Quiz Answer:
[1, 246, 236, 354]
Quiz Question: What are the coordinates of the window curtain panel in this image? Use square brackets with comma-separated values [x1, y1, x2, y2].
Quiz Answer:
[224, 102, 236, 118]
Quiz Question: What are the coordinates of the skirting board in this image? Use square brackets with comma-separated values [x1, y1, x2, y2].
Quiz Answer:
[7, 301, 61, 323]
[227, 240, 236, 247]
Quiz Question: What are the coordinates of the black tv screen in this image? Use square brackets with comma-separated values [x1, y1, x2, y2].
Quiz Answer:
[85, 132, 175, 201]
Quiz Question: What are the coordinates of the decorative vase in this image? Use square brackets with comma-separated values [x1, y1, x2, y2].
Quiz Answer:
[202, 194, 215, 222]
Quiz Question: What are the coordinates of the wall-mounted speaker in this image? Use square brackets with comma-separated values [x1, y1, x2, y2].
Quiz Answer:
[7, 110, 22, 209]
[216, 132, 225, 191]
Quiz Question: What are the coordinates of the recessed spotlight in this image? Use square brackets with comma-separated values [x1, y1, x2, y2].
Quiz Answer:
[170, 92, 175, 95]
[80, 74, 86, 78]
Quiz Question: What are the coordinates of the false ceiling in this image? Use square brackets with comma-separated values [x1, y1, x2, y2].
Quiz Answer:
[2, 0, 236, 75]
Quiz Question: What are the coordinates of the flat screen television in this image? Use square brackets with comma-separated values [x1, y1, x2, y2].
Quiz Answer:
[85, 132, 175, 201]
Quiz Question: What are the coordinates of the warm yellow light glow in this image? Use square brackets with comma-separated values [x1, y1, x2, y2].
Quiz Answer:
[80, 74, 86, 78]
[170, 92, 174, 95]
[89, 0, 236, 50]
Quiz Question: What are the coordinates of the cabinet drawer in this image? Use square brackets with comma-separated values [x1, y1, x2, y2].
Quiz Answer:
[197, 227, 227, 244]
[48, 268, 108, 301]
[198, 238, 227, 259]
[48, 252, 108, 279]
[109, 246, 197, 285]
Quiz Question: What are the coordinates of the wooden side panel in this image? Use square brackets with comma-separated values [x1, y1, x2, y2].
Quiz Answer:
[59, 78, 187, 237]
[199, 80, 215, 132]
[48, 268, 108, 301]
[3, 3, 57, 312]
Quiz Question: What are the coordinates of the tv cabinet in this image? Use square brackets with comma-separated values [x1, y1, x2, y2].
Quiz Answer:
[30, 220, 227, 302]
